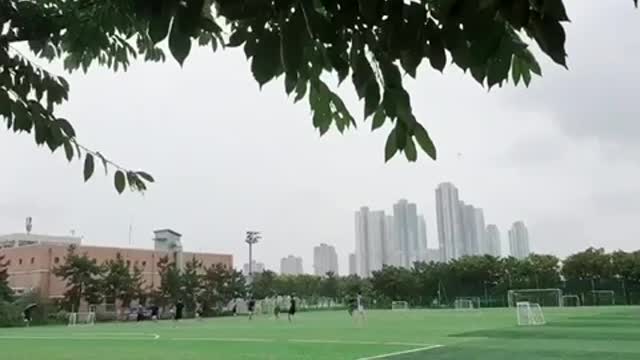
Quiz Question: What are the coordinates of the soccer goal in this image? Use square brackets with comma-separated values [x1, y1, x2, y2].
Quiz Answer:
[590, 290, 615, 306]
[453, 298, 475, 311]
[508, 288, 562, 307]
[68, 311, 96, 326]
[391, 301, 409, 311]
[561, 295, 581, 307]
[454, 297, 480, 310]
[516, 302, 546, 326]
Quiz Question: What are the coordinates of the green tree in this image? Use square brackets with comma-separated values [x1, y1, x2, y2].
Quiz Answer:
[200, 263, 246, 314]
[156, 255, 181, 307]
[0, 254, 12, 302]
[5, 0, 633, 192]
[102, 253, 145, 314]
[181, 256, 203, 313]
[319, 271, 339, 302]
[53, 245, 104, 311]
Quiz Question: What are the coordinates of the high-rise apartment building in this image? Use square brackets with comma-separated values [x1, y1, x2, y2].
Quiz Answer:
[393, 200, 420, 267]
[313, 243, 339, 276]
[417, 215, 428, 262]
[508, 221, 531, 259]
[485, 224, 501, 257]
[355, 207, 390, 277]
[348, 253, 357, 275]
[280, 255, 303, 275]
[436, 183, 464, 261]
[383, 215, 399, 266]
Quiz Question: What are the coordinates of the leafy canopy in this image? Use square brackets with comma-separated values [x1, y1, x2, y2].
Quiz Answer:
[0, 0, 636, 192]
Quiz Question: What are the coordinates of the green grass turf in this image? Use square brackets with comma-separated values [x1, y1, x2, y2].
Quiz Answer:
[1, 306, 639, 359]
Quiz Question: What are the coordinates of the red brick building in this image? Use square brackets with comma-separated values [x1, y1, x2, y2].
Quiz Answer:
[0, 230, 233, 298]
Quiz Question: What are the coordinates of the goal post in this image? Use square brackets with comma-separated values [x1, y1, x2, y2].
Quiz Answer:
[453, 298, 477, 311]
[454, 296, 480, 310]
[508, 288, 563, 307]
[391, 301, 409, 311]
[516, 302, 545, 326]
[590, 290, 615, 306]
[561, 295, 581, 307]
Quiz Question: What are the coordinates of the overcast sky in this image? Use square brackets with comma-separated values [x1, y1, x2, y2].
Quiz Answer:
[1, 2, 638, 273]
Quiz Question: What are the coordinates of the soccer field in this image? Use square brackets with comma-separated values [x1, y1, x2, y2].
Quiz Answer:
[1, 307, 639, 359]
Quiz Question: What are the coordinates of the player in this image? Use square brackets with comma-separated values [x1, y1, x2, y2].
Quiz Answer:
[248, 297, 256, 320]
[23, 304, 36, 327]
[150, 304, 159, 322]
[287, 294, 297, 322]
[354, 292, 366, 325]
[174, 299, 184, 323]
[274, 295, 282, 319]
[136, 304, 145, 322]
[347, 295, 357, 317]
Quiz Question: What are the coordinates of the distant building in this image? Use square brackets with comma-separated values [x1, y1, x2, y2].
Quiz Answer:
[393, 199, 419, 267]
[485, 224, 502, 257]
[348, 253, 357, 275]
[243, 260, 265, 275]
[313, 243, 338, 276]
[0, 230, 232, 298]
[383, 215, 399, 266]
[355, 207, 386, 277]
[436, 183, 464, 261]
[280, 255, 303, 275]
[0, 233, 81, 248]
[508, 221, 531, 259]
[417, 215, 428, 262]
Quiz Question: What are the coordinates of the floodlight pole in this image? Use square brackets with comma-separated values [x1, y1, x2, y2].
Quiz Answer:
[245, 231, 261, 281]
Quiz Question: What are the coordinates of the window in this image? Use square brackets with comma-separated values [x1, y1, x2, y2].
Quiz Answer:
[141, 261, 147, 267]
[126, 260, 131, 267]
[30, 257, 35, 264]
[54, 257, 60, 264]
[18, 259, 22, 265]
[92, 258, 97, 264]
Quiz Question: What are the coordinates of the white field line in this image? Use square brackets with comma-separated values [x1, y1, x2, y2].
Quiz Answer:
[288, 339, 380, 345]
[0, 334, 159, 341]
[357, 344, 444, 360]
[171, 337, 274, 343]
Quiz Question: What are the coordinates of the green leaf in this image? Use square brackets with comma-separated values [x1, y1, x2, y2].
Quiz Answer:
[522, 66, 532, 86]
[294, 77, 308, 103]
[168, 18, 192, 65]
[228, 29, 247, 47]
[512, 56, 522, 86]
[371, 108, 386, 131]
[84, 154, 95, 182]
[55, 118, 75, 138]
[148, 0, 172, 43]
[384, 128, 398, 162]
[413, 123, 437, 160]
[251, 31, 281, 87]
[63, 141, 74, 161]
[136, 171, 155, 183]
[404, 138, 417, 162]
[542, 0, 570, 21]
[114, 170, 126, 194]
[364, 81, 380, 119]
[285, 72, 297, 95]
[531, 17, 567, 67]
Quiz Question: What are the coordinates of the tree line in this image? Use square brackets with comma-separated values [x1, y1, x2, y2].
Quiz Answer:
[2, 246, 640, 326]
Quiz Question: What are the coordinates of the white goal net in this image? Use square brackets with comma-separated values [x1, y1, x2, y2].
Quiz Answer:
[391, 301, 409, 311]
[68, 311, 96, 326]
[453, 298, 475, 310]
[508, 288, 562, 307]
[561, 295, 581, 307]
[590, 290, 615, 306]
[516, 302, 545, 326]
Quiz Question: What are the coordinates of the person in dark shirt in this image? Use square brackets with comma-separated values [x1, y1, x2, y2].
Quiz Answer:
[174, 299, 184, 322]
[150, 305, 159, 322]
[288, 295, 297, 322]
[248, 298, 256, 320]
[136, 304, 145, 322]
